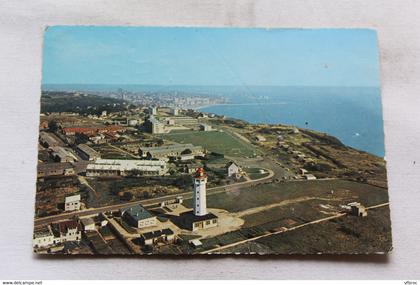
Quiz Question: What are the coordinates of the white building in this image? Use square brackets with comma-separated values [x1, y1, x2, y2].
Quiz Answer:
[348, 202, 368, 217]
[80, 217, 96, 231]
[128, 119, 139, 126]
[55, 220, 81, 242]
[255, 135, 266, 142]
[33, 226, 56, 249]
[86, 159, 167, 177]
[304, 174, 317, 180]
[226, 161, 241, 178]
[193, 168, 208, 216]
[199, 124, 212, 131]
[64, 194, 81, 211]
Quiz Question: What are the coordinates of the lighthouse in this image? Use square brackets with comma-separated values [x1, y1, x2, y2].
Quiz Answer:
[193, 167, 207, 216]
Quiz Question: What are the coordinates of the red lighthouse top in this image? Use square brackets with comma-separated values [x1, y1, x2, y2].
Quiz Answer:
[194, 167, 207, 178]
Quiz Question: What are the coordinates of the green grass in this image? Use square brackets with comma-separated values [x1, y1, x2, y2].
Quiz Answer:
[161, 130, 256, 157]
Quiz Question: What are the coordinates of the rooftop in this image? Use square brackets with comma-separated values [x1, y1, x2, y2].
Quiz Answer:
[65, 194, 80, 203]
[122, 204, 154, 222]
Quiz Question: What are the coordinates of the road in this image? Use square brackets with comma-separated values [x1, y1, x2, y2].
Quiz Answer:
[200, 202, 390, 254]
[34, 167, 275, 227]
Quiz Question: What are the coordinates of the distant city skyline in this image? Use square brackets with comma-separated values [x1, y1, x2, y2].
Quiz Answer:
[43, 27, 380, 87]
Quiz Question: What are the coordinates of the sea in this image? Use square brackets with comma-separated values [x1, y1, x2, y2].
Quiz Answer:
[43, 85, 385, 157]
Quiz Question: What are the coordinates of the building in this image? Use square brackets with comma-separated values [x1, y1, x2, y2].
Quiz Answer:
[193, 168, 207, 216]
[53, 220, 81, 242]
[65, 194, 81, 211]
[149, 106, 157, 115]
[80, 217, 96, 231]
[122, 204, 157, 229]
[226, 161, 241, 178]
[300, 168, 308, 175]
[37, 162, 75, 178]
[50, 146, 78, 163]
[170, 107, 179, 116]
[255, 135, 266, 142]
[144, 116, 165, 134]
[199, 124, 212, 131]
[183, 168, 219, 232]
[165, 116, 198, 125]
[304, 174, 317, 180]
[189, 239, 203, 248]
[62, 125, 125, 136]
[348, 202, 368, 217]
[76, 144, 101, 161]
[33, 226, 56, 248]
[128, 119, 139, 126]
[39, 131, 62, 148]
[139, 144, 204, 160]
[140, 228, 175, 246]
[86, 159, 167, 177]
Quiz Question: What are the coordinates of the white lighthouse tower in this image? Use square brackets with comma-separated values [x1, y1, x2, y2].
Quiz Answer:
[193, 167, 207, 216]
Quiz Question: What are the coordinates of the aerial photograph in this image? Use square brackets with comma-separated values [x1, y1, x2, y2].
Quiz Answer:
[33, 26, 392, 255]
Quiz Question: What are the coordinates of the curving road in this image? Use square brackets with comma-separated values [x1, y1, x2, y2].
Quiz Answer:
[34, 167, 275, 227]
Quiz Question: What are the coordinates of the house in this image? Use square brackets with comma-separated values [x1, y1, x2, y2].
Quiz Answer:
[304, 174, 317, 180]
[140, 228, 176, 246]
[37, 162, 75, 178]
[189, 239, 203, 248]
[121, 204, 157, 229]
[300, 168, 308, 175]
[180, 211, 218, 232]
[255, 135, 266, 142]
[64, 194, 81, 211]
[226, 161, 241, 178]
[348, 202, 368, 217]
[80, 217, 96, 231]
[53, 220, 81, 242]
[33, 226, 56, 248]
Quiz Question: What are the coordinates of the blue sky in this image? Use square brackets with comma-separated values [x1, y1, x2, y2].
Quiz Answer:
[42, 27, 380, 87]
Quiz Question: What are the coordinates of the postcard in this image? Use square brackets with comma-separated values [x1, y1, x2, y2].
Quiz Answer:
[34, 27, 391, 255]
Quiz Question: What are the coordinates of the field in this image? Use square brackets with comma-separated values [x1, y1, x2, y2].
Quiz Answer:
[218, 206, 392, 254]
[161, 130, 256, 157]
[183, 179, 389, 213]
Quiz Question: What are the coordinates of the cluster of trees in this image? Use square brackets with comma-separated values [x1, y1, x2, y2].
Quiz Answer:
[41, 91, 132, 115]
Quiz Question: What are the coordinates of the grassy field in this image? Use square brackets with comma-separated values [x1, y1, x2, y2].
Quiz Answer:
[161, 130, 256, 157]
[183, 179, 389, 213]
[219, 206, 392, 254]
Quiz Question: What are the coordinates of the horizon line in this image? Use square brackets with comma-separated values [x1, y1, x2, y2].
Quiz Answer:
[42, 83, 380, 88]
